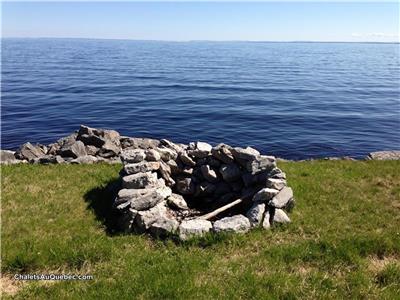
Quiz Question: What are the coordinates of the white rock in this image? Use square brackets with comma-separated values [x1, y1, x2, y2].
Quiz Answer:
[124, 161, 160, 175]
[135, 202, 168, 231]
[178, 219, 213, 240]
[145, 149, 161, 161]
[269, 187, 293, 209]
[120, 149, 146, 163]
[122, 172, 159, 189]
[263, 208, 291, 228]
[213, 215, 251, 233]
[167, 193, 189, 210]
[149, 217, 179, 237]
[116, 186, 172, 211]
[266, 178, 287, 190]
[156, 147, 178, 161]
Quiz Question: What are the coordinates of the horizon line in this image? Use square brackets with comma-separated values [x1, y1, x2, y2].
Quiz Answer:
[2, 36, 399, 44]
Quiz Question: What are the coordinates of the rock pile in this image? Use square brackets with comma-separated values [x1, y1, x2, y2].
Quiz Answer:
[114, 139, 295, 240]
[1, 125, 161, 165]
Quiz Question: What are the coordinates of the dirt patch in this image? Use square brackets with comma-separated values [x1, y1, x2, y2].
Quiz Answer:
[1, 275, 26, 296]
[368, 256, 400, 273]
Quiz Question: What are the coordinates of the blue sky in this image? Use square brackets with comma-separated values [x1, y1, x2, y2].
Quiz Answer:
[2, 2, 399, 42]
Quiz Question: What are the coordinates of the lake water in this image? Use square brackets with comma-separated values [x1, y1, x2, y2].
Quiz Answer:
[1, 38, 399, 159]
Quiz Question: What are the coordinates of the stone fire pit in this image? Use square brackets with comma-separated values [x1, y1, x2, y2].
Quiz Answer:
[114, 139, 295, 240]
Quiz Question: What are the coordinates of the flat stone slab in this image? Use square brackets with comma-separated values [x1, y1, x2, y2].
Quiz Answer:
[269, 187, 293, 209]
[367, 151, 400, 160]
[178, 219, 212, 240]
[213, 215, 251, 233]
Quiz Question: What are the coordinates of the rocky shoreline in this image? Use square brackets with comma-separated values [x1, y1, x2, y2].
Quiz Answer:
[0, 125, 399, 165]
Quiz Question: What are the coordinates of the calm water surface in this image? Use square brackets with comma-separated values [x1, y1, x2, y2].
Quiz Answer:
[2, 38, 399, 159]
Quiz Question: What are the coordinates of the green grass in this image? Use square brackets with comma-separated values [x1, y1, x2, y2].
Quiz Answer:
[1, 161, 400, 299]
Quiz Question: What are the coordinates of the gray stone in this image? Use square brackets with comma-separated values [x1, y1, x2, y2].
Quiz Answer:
[231, 146, 260, 161]
[71, 155, 98, 164]
[264, 208, 291, 228]
[246, 203, 266, 227]
[98, 140, 121, 158]
[252, 188, 279, 202]
[120, 137, 160, 150]
[188, 141, 212, 158]
[176, 177, 196, 195]
[135, 202, 168, 232]
[145, 149, 161, 161]
[167, 193, 189, 210]
[266, 178, 287, 190]
[269, 187, 294, 209]
[160, 139, 184, 153]
[157, 147, 178, 161]
[120, 149, 146, 163]
[181, 167, 194, 176]
[213, 215, 251, 233]
[16, 142, 46, 161]
[159, 161, 175, 186]
[116, 186, 171, 211]
[0, 150, 19, 164]
[85, 145, 99, 156]
[178, 219, 213, 240]
[219, 164, 241, 182]
[367, 150, 400, 160]
[166, 159, 180, 174]
[211, 144, 234, 164]
[200, 165, 219, 182]
[179, 152, 196, 167]
[273, 209, 291, 224]
[60, 140, 87, 158]
[124, 161, 160, 175]
[47, 143, 60, 156]
[149, 217, 180, 237]
[245, 155, 276, 174]
[122, 172, 159, 189]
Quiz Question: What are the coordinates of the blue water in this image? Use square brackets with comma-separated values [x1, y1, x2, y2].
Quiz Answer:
[2, 38, 400, 159]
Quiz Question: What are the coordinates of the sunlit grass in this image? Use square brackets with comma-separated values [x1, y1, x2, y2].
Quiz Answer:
[1, 161, 399, 299]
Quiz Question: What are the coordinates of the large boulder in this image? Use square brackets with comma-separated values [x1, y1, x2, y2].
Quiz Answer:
[16, 142, 46, 161]
[213, 215, 251, 233]
[245, 155, 276, 174]
[60, 140, 87, 158]
[98, 140, 121, 158]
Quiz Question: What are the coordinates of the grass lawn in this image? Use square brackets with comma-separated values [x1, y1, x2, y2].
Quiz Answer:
[1, 161, 400, 299]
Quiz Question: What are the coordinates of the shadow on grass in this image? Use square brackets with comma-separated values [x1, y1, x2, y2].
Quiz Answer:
[84, 178, 122, 235]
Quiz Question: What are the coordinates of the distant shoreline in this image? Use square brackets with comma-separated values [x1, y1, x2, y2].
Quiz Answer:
[2, 37, 399, 44]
